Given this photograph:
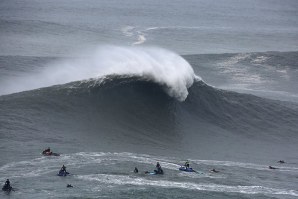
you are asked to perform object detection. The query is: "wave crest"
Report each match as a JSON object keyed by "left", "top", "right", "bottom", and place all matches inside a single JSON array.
[{"left": 0, "top": 46, "right": 199, "bottom": 101}]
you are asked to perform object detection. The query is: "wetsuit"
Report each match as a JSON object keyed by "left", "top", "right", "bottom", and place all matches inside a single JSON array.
[
  {"left": 61, "top": 165, "right": 66, "bottom": 172},
  {"left": 155, "top": 163, "right": 162, "bottom": 174},
  {"left": 134, "top": 167, "right": 138, "bottom": 173},
  {"left": 185, "top": 161, "right": 190, "bottom": 168},
  {"left": 5, "top": 180, "right": 10, "bottom": 187}
]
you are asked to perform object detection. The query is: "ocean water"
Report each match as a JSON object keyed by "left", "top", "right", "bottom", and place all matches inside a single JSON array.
[{"left": 0, "top": 0, "right": 298, "bottom": 198}]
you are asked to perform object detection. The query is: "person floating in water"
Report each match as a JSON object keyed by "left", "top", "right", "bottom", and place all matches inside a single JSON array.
[
  {"left": 184, "top": 161, "right": 190, "bottom": 168},
  {"left": 277, "top": 160, "right": 285, "bottom": 164},
  {"left": 134, "top": 167, "right": 138, "bottom": 173}
]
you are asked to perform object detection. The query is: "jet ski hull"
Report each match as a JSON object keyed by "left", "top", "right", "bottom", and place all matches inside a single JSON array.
[
  {"left": 57, "top": 171, "right": 69, "bottom": 176},
  {"left": 179, "top": 166, "right": 195, "bottom": 172}
]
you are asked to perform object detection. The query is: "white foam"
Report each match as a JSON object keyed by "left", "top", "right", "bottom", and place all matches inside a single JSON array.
[
  {"left": 144, "top": 26, "right": 230, "bottom": 32},
  {"left": 122, "top": 26, "right": 226, "bottom": 46},
  {"left": 0, "top": 46, "right": 199, "bottom": 101},
  {"left": 251, "top": 55, "right": 269, "bottom": 64},
  {"left": 121, "top": 26, "right": 135, "bottom": 37},
  {"left": 190, "top": 159, "right": 298, "bottom": 172},
  {"left": 1, "top": 152, "right": 296, "bottom": 182},
  {"left": 76, "top": 174, "right": 298, "bottom": 196},
  {"left": 133, "top": 32, "right": 147, "bottom": 45}
]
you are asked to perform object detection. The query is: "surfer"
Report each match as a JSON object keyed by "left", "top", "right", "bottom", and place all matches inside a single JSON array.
[
  {"left": 67, "top": 184, "right": 73, "bottom": 188},
  {"left": 277, "top": 160, "right": 285, "bottom": 164}
]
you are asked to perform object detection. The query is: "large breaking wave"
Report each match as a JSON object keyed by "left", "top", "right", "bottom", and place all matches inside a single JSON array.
[{"left": 0, "top": 46, "right": 199, "bottom": 101}]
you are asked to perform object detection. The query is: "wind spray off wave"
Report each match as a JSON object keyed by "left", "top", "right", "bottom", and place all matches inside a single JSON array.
[{"left": 0, "top": 46, "right": 200, "bottom": 101}]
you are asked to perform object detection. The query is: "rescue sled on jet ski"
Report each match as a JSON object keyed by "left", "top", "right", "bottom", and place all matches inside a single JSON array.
[{"left": 145, "top": 169, "right": 164, "bottom": 175}]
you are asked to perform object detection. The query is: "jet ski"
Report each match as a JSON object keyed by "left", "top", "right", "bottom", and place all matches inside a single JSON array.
[
  {"left": 179, "top": 166, "right": 195, "bottom": 172},
  {"left": 2, "top": 185, "right": 12, "bottom": 192},
  {"left": 42, "top": 151, "right": 60, "bottom": 156},
  {"left": 57, "top": 170, "right": 70, "bottom": 176}
]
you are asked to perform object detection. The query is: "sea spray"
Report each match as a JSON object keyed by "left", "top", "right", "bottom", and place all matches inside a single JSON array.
[{"left": 0, "top": 46, "right": 200, "bottom": 101}]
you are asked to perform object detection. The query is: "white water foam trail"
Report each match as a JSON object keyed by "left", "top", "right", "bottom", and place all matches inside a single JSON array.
[
  {"left": 1, "top": 151, "right": 297, "bottom": 197},
  {"left": 191, "top": 159, "right": 298, "bottom": 172},
  {"left": 0, "top": 46, "right": 200, "bottom": 101},
  {"left": 0, "top": 152, "right": 176, "bottom": 180},
  {"left": 120, "top": 26, "right": 147, "bottom": 45},
  {"left": 76, "top": 174, "right": 298, "bottom": 197},
  {"left": 133, "top": 32, "right": 147, "bottom": 45},
  {"left": 1, "top": 152, "right": 297, "bottom": 182},
  {"left": 122, "top": 26, "right": 232, "bottom": 46},
  {"left": 121, "top": 26, "right": 135, "bottom": 37}
]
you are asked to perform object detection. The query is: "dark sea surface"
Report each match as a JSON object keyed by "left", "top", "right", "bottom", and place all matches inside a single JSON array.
[{"left": 0, "top": 0, "right": 298, "bottom": 198}]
